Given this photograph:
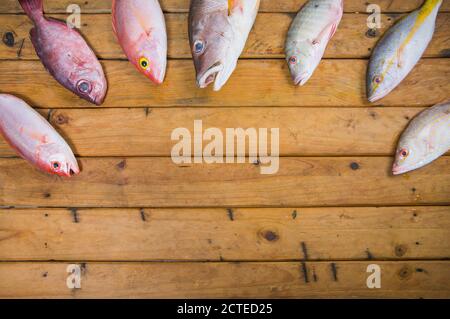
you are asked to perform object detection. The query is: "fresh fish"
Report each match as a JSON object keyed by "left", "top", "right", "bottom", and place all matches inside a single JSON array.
[
  {"left": 19, "top": 0, "right": 107, "bottom": 105},
  {"left": 112, "top": 0, "right": 167, "bottom": 84},
  {"left": 367, "top": 0, "right": 442, "bottom": 103},
  {"left": 393, "top": 101, "right": 450, "bottom": 175},
  {"left": 0, "top": 94, "right": 79, "bottom": 177},
  {"left": 285, "top": 0, "right": 343, "bottom": 86},
  {"left": 189, "top": 0, "right": 260, "bottom": 91}
]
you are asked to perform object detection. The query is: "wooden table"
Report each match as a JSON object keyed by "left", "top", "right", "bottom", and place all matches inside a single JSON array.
[{"left": 0, "top": 0, "right": 449, "bottom": 298}]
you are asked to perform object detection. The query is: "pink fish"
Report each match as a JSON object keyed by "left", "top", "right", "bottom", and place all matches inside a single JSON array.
[
  {"left": 0, "top": 94, "right": 79, "bottom": 177},
  {"left": 19, "top": 0, "right": 107, "bottom": 105},
  {"left": 112, "top": 0, "right": 167, "bottom": 84}
]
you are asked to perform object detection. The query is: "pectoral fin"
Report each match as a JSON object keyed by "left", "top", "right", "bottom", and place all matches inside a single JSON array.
[
  {"left": 228, "top": 0, "right": 244, "bottom": 16},
  {"left": 312, "top": 22, "right": 338, "bottom": 46}
]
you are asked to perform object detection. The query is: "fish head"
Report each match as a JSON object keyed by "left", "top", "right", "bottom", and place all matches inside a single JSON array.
[
  {"left": 367, "top": 56, "right": 397, "bottom": 103},
  {"left": 40, "top": 143, "right": 80, "bottom": 177},
  {"left": 286, "top": 46, "right": 315, "bottom": 86},
  {"left": 45, "top": 152, "right": 80, "bottom": 177},
  {"left": 72, "top": 67, "right": 107, "bottom": 106},
  {"left": 189, "top": 10, "right": 232, "bottom": 89},
  {"left": 392, "top": 136, "right": 428, "bottom": 175},
  {"left": 132, "top": 39, "right": 167, "bottom": 85}
]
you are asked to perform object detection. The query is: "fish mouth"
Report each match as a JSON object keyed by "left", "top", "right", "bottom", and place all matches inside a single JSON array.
[
  {"left": 368, "top": 87, "right": 390, "bottom": 103},
  {"left": 67, "top": 162, "right": 80, "bottom": 177},
  {"left": 293, "top": 72, "right": 311, "bottom": 86},
  {"left": 392, "top": 163, "right": 409, "bottom": 176},
  {"left": 197, "top": 62, "right": 224, "bottom": 89}
]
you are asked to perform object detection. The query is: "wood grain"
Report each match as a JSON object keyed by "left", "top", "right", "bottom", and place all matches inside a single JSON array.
[
  {"left": 0, "top": 261, "right": 449, "bottom": 298},
  {"left": 0, "top": 107, "right": 430, "bottom": 157},
  {"left": 1, "top": 0, "right": 449, "bottom": 13},
  {"left": 0, "top": 207, "right": 448, "bottom": 261},
  {"left": 1, "top": 13, "right": 449, "bottom": 60},
  {"left": 0, "top": 157, "right": 448, "bottom": 208},
  {"left": 0, "top": 59, "right": 448, "bottom": 108}
]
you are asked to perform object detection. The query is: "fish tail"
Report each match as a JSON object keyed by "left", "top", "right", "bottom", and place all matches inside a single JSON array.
[{"left": 19, "top": 0, "right": 44, "bottom": 24}]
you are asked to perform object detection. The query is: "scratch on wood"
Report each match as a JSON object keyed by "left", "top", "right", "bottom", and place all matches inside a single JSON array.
[
  {"left": 140, "top": 208, "right": 147, "bottom": 222},
  {"left": 330, "top": 263, "right": 338, "bottom": 281},
  {"left": 312, "top": 267, "right": 318, "bottom": 282},
  {"left": 227, "top": 208, "right": 234, "bottom": 221},
  {"left": 70, "top": 208, "right": 79, "bottom": 223},
  {"left": 80, "top": 263, "right": 87, "bottom": 274},
  {"left": 366, "top": 249, "right": 374, "bottom": 260},
  {"left": 145, "top": 107, "right": 151, "bottom": 117},
  {"left": 300, "top": 262, "right": 309, "bottom": 283},
  {"left": 17, "top": 38, "right": 25, "bottom": 58},
  {"left": 47, "top": 109, "right": 54, "bottom": 122},
  {"left": 292, "top": 210, "right": 297, "bottom": 219},
  {"left": 301, "top": 242, "right": 309, "bottom": 260}
]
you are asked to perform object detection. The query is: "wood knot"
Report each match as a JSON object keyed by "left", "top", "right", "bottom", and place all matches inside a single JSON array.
[
  {"left": 116, "top": 160, "right": 126, "bottom": 170},
  {"left": 366, "top": 28, "right": 378, "bottom": 38},
  {"left": 260, "top": 230, "right": 279, "bottom": 242},
  {"left": 2, "top": 32, "right": 15, "bottom": 47},
  {"left": 395, "top": 244, "right": 407, "bottom": 257},
  {"left": 54, "top": 113, "right": 69, "bottom": 125},
  {"left": 398, "top": 265, "right": 412, "bottom": 280},
  {"left": 350, "top": 162, "right": 360, "bottom": 170}
]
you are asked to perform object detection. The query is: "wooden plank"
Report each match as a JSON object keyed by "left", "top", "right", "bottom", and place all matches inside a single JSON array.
[
  {"left": 0, "top": 59, "right": 448, "bottom": 108},
  {"left": 0, "top": 261, "right": 448, "bottom": 298},
  {"left": 1, "top": 0, "right": 449, "bottom": 13},
  {"left": 0, "top": 157, "right": 448, "bottom": 208},
  {"left": 0, "top": 207, "right": 448, "bottom": 261},
  {"left": 1, "top": 13, "right": 449, "bottom": 60},
  {"left": 0, "top": 107, "right": 430, "bottom": 157}
]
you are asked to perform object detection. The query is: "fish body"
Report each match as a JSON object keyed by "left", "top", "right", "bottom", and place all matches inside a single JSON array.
[
  {"left": 285, "top": 0, "right": 343, "bottom": 86},
  {"left": 189, "top": 0, "right": 260, "bottom": 91},
  {"left": 0, "top": 94, "right": 79, "bottom": 177},
  {"left": 112, "top": 0, "right": 167, "bottom": 84},
  {"left": 367, "top": 0, "right": 442, "bottom": 102},
  {"left": 393, "top": 101, "right": 450, "bottom": 175},
  {"left": 19, "top": 0, "right": 107, "bottom": 105}
]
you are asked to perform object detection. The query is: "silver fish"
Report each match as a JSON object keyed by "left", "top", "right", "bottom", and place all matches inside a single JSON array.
[
  {"left": 367, "top": 0, "right": 442, "bottom": 103},
  {"left": 189, "top": 0, "right": 260, "bottom": 91},
  {"left": 285, "top": 0, "right": 343, "bottom": 86},
  {"left": 393, "top": 101, "right": 450, "bottom": 175}
]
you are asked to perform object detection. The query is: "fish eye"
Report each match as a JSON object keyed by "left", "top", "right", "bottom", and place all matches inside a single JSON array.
[
  {"left": 194, "top": 40, "right": 205, "bottom": 54},
  {"left": 373, "top": 75, "right": 383, "bottom": 84},
  {"left": 289, "top": 56, "right": 298, "bottom": 65},
  {"left": 77, "top": 80, "right": 92, "bottom": 94},
  {"left": 52, "top": 161, "right": 60, "bottom": 170},
  {"left": 139, "top": 57, "right": 150, "bottom": 70},
  {"left": 399, "top": 148, "right": 409, "bottom": 159}
]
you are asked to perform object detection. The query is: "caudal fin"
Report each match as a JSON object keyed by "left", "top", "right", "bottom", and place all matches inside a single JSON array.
[{"left": 19, "top": 0, "right": 44, "bottom": 24}]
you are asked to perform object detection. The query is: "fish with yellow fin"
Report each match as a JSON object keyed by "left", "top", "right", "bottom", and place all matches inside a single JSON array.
[{"left": 367, "top": 0, "right": 442, "bottom": 102}]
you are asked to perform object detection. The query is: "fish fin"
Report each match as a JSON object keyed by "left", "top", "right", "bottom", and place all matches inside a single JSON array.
[
  {"left": 18, "top": 0, "right": 44, "bottom": 24},
  {"left": 312, "top": 22, "right": 338, "bottom": 46},
  {"left": 228, "top": 0, "right": 245, "bottom": 16}
]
